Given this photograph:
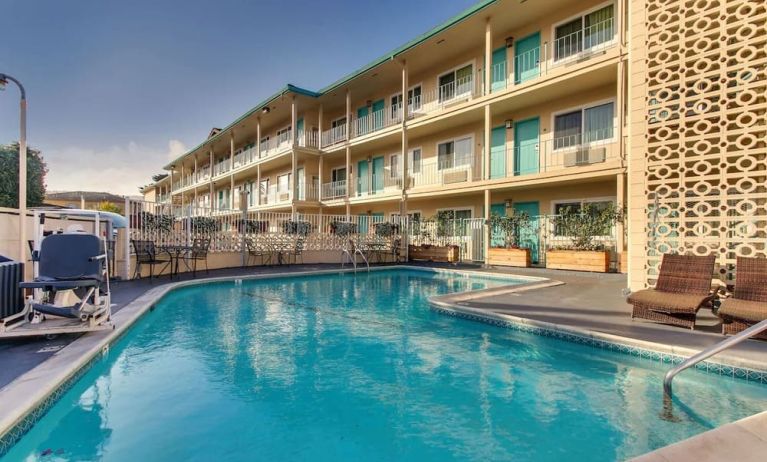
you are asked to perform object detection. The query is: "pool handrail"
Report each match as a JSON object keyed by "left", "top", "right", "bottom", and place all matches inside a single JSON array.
[{"left": 663, "top": 318, "right": 767, "bottom": 395}]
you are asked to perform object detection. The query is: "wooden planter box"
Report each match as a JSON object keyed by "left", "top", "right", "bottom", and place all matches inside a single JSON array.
[
  {"left": 487, "top": 247, "right": 531, "bottom": 267},
  {"left": 408, "top": 245, "right": 459, "bottom": 263},
  {"left": 546, "top": 250, "right": 610, "bottom": 273}
]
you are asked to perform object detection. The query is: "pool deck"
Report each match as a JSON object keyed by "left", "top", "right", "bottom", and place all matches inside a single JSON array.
[{"left": 1, "top": 263, "right": 767, "bottom": 460}]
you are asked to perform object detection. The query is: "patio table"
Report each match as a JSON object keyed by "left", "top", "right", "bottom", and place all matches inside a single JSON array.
[{"left": 158, "top": 244, "right": 194, "bottom": 278}]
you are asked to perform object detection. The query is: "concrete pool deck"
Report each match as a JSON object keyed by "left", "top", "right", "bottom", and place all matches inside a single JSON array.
[{"left": 1, "top": 263, "right": 766, "bottom": 459}]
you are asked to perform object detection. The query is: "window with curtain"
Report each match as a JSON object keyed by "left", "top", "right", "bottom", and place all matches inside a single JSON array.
[
  {"left": 331, "top": 167, "right": 346, "bottom": 183},
  {"left": 391, "top": 94, "right": 402, "bottom": 119},
  {"left": 411, "top": 148, "right": 422, "bottom": 174},
  {"left": 439, "top": 65, "right": 473, "bottom": 102},
  {"left": 408, "top": 86, "right": 422, "bottom": 111},
  {"left": 584, "top": 102, "right": 614, "bottom": 143},
  {"left": 555, "top": 5, "right": 614, "bottom": 61},
  {"left": 390, "top": 154, "right": 400, "bottom": 178},
  {"left": 438, "top": 137, "right": 472, "bottom": 170},
  {"left": 554, "top": 111, "right": 582, "bottom": 149},
  {"left": 278, "top": 174, "right": 290, "bottom": 193}
]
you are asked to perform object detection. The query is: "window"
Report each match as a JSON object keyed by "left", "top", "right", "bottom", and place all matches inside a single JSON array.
[
  {"left": 390, "top": 154, "right": 400, "bottom": 178},
  {"left": 277, "top": 127, "right": 292, "bottom": 145},
  {"left": 437, "top": 208, "right": 472, "bottom": 236},
  {"left": 554, "top": 102, "right": 614, "bottom": 149},
  {"left": 391, "top": 85, "right": 423, "bottom": 117},
  {"left": 331, "top": 167, "right": 346, "bottom": 183},
  {"left": 410, "top": 148, "right": 422, "bottom": 174},
  {"left": 554, "top": 5, "right": 615, "bottom": 61},
  {"left": 278, "top": 173, "right": 291, "bottom": 193},
  {"left": 438, "top": 137, "right": 472, "bottom": 169},
  {"left": 391, "top": 94, "right": 402, "bottom": 119},
  {"left": 259, "top": 179, "right": 269, "bottom": 198},
  {"left": 439, "top": 64, "right": 473, "bottom": 102},
  {"left": 259, "top": 136, "right": 270, "bottom": 154},
  {"left": 331, "top": 117, "right": 346, "bottom": 129},
  {"left": 553, "top": 200, "right": 613, "bottom": 236}
]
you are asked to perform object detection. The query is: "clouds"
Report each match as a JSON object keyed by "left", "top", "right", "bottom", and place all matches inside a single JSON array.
[{"left": 43, "top": 139, "right": 186, "bottom": 196}]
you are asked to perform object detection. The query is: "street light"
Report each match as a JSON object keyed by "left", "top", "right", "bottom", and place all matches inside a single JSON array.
[{"left": 0, "top": 73, "right": 28, "bottom": 264}]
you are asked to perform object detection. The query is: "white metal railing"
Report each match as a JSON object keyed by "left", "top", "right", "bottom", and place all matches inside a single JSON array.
[
  {"left": 350, "top": 173, "right": 402, "bottom": 197},
  {"left": 351, "top": 105, "right": 402, "bottom": 138},
  {"left": 213, "top": 159, "right": 231, "bottom": 177},
  {"left": 321, "top": 180, "right": 347, "bottom": 200},
  {"left": 296, "top": 130, "right": 319, "bottom": 149},
  {"left": 322, "top": 124, "right": 347, "bottom": 147},
  {"left": 553, "top": 17, "right": 615, "bottom": 63},
  {"left": 260, "top": 184, "right": 293, "bottom": 206},
  {"left": 259, "top": 136, "right": 293, "bottom": 160},
  {"left": 409, "top": 152, "right": 482, "bottom": 189},
  {"left": 411, "top": 75, "right": 481, "bottom": 117},
  {"left": 295, "top": 181, "right": 319, "bottom": 202}
]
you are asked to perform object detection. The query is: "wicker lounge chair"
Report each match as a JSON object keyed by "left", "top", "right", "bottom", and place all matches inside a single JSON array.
[
  {"left": 628, "top": 254, "right": 716, "bottom": 329},
  {"left": 717, "top": 257, "right": 767, "bottom": 340}
]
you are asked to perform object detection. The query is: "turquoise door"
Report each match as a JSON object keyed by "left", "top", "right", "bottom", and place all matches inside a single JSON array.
[
  {"left": 490, "top": 125, "right": 506, "bottom": 179},
  {"left": 490, "top": 203, "right": 506, "bottom": 247},
  {"left": 514, "top": 32, "right": 540, "bottom": 84},
  {"left": 372, "top": 99, "right": 385, "bottom": 130},
  {"left": 296, "top": 117, "right": 304, "bottom": 144},
  {"left": 372, "top": 156, "right": 384, "bottom": 193},
  {"left": 513, "top": 201, "right": 540, "bottom": 263},
  {"left": 357, "top": 160, "right": 369, "bottom": 196},
  {"left": 514, "top": 117, "right": 540, "bottom": 176},
  {"left": 357, "top": 106, "right": 369, "bottom": 135},
  {"left": 491, "top": 46, "right": 507, "bottom": 92}
]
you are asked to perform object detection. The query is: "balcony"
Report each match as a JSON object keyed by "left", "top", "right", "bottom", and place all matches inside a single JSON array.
[
  {"left": 409, "top": 152, "right": 483, "bottom": 190},
  {"left": 410, "top": 75, "right": 482, "bottom": 119},
  {"left": 351, "top": 105, "right": 402, "bottom": 139},
  {"left": 213, "top": 159, "right": 231, "bottom": 177},
  {"left": 489, "top": 17, "right": 616, "bottom": 93},
  {"left": 260, "top": 131, "right": 319, "bottom": 161},
  {"left": 259, "top": 181, "right": 319, "bottom": 207},
  {"left": 321, "top": 125, "right": 347, "bottom": 148},
  {"left": 321, "top": 180, "right": 347, "bottom": 200},
  {"left": 350, "top": 173, "right": 402, "bottom": 198}
]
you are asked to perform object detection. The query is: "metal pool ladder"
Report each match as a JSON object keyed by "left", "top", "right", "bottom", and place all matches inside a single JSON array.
[
  {"left": 664, "top": 319, "right": 767, "bottom": 396},
  {"left": 340, "top": 239, "right": 369, "bottom": 273}
]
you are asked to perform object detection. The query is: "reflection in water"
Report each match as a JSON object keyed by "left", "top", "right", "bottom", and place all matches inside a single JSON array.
[{"left": 6, "top": 270, "right": 767, "bottom": 462}]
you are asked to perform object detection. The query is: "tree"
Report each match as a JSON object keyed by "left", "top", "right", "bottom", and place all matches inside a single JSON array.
[
  {"left": 97, "top": 201, "right": 122, "bottom": 214},
  {"left": 0, "top": 143, "right": 48, "bottom": 208}
]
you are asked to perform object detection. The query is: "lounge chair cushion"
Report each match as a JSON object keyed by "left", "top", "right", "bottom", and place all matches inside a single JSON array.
[
  {"left": 628, "top": 289, "right": 710, "bottom": 314},
  {"left": 718, "top": 298, "right": 767, "bottom": 323}
]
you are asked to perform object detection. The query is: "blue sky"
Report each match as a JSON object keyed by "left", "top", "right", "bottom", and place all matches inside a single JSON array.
[{"left": 0, "top": 0, "right": 477, "bottom": 195}]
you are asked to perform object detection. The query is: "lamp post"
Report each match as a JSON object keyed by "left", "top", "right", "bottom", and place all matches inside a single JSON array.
[{"left": 0, "top": 73, "right": 28, "bottom": 263}]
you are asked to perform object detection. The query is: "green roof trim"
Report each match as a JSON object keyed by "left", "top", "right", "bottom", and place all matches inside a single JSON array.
[{"left": 165, "top": 0, "right": 497, "bottom": 170}]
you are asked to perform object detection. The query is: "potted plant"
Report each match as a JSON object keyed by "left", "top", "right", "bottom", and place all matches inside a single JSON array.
[
  {"left": 487, "top": 211, "right": 532, "bottom": 267},
  {"left": 329, "top": 221, "right": 357, "bottom": 236},
  {"left": 546, "top": 203, "right": 623, "bottom": 272},
  {"left": 282, "top": 220, "right": 312, "bottom": 236},
  {"left": 408, "top": 214, "right": 460, "bottom": 263}
]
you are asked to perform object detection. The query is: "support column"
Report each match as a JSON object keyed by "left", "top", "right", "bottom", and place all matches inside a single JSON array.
[
  {"left": 401, "top": 60, "right": 408, "bottom": 198},
  {"left": 484, "top": 18, "right": 493, "bottom": 95},
  {"left": 290, "top": 96, "right": 298, "bottom": 215},
  {"left": 319, "top": 155, "right": 324, "bottom": 201},
  {"left": 616, "top": 59, "right": 627, "bottom": 166},
  {"left": 617, "top": 173, "right": 626, "bottom": 272},
  {"left": 345, "top": 90, "right": 351, "bottom": 141},
  {"left": 484, "top": 189, "right": 491, "bottom": 265},
  {"left": 318, "top": 104, "right": 324, "bottom": 149},
  {"left": 230, "top": 132, "right": 235, "bottom": 210},
  {"left": 345, "top": 146, "right": 351, "bottom": 199},
  {"left": 256, "top": 118, "right": 261, "bottom": 159},
  {"left": 208, "top": 149, "right": 214, "bottom": 210},
  {"left": 483, "top": 104, "right": 491, "bottom": 180},
  {"left": 256, "top": 165, "right": 262, "bottom": 206}
]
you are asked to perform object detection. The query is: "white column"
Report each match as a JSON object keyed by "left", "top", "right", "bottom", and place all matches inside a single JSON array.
[
  {"left": 345, "top": 146, "right": 351, "bottom": 199},
  {"left": 229, "top": 132, "right": 235, "bottom": 209},
  {"left": 484, "top": 18, "right": 493, "bottom": 95},
  {"left": 345, "top": 90, "right": 351, "bottom": 140},
  {"left": 256, "top": 165, "right": 262, "bottom": 206},
  {"left": 291, "top": 96, "right": 298, "bottom": 211},
  {"left": 484, "top": 104, "right": 491, "bottom": 179},
  {"left": 208, "top": 149, "right": 214, "bottom": 211},
  {"left": 319, "top": 155, "right": 324, "bottom": 201},
  {"left": 484, "top": 189, "right": 491, "bottom": 265},
  {"left": 617, "top": 173, "right": 626, "bottom": 272},
  {"left": 401, "top": 60, "right": 408, "bottom": 197},
  {"left": 256, "top": 118, "right": 261, "bottom": 159},
  {"left": 318, "top": 104, "right": 324, "bottom": 149}
]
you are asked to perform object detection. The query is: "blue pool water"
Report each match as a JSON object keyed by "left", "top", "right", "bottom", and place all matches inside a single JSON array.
[{"left": 5, "top": 269, "right": 767, "bottom": 461}]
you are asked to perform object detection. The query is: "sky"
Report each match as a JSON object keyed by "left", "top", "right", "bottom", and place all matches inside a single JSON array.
[{"left": 0, "top": 0, "right": 478, "bottom": 196}]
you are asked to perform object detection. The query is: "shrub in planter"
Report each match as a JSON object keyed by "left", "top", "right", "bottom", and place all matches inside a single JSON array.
[
  {"left": 374, "top": 222, "right": 400, "bottom": 238},
  {"left": 190, "top": 216, "right": 219, "bottom": 234},
  {"left": 487, "top": 211, "right": 533, "bottom": 267},
  {"left": 139, "top": 211, "right": 174, "bottom": 234},
  {"left": 330, "top": 221, "right": 357, "bottom": 237},
  {"left": 236, "top": 219, "right": 268, "bottom": 234},
  {"left": 282, "top": 220, "right": 312, "bottom": 236},
  {"left": 547, "top": 204, "right": 624, "bottom": 272}
]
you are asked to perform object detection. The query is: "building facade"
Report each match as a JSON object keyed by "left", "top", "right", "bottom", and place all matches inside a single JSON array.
[{"left": 141, "top": 0, "right": 766, "bottom": 290}]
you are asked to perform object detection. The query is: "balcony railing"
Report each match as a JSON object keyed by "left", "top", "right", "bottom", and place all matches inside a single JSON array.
[
  {"left": 258, "top": 181, "right": 318, "bottom": 206},
  {"left": 351, "top": 105, "right": 402, "bottom": 138},
  {"left": 553, "top": 17, "right": 615, "bottom": 63},
  {"left": 213, "top": 159, "right": 231, "bottom": 177},
  {"left": 322, "top": 125, "right": 347, "bottom": 148},
  {"left": 409, "top": 152, "right": 483, "bottom": 189},
  {"left": 410, "top": 75, "right": 481, "bottom": 118},
  {"left": 321, "top": 180, "right": 347, "bottom": 200},
  {"left": 350, "top": 173, "right": 402, "bottom": 197}
]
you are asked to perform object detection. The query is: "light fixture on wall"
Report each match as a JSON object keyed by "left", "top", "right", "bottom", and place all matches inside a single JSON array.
[
  {"left": 262, "top": 107, "right": 270, "bottom": 114},
  {"left": 505, "top": 37, "right": 514, "bottom": 48},
  {"left": 505, "top": 199, "right": 512, "bottom": 209},
  {"left": 505, "top": 119, "right": 513, "bottom": 129}
]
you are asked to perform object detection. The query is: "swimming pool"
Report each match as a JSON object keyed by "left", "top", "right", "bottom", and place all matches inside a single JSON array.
[{"left": 4, "top": 269, "right": 767, "bottom": 461}]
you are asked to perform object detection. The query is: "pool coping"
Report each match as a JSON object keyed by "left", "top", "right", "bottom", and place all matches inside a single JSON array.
[
  {"left": 1, "top": 265, "right": 766, "bottom": 459},
  {"left": 0, "top": 265, "right": 542, "bottom": 453}
]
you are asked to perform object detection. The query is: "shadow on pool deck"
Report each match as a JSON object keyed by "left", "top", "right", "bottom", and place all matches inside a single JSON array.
[{"left": 2, "top": 263, "right": 767, "bottom": 391}]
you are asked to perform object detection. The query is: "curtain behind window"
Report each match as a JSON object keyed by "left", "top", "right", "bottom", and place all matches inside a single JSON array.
[
  {"left": 584, "top": 103, "right": 614, "bottom": 142},
  {"left": 555, "top": 18, "right": 582, "bottom": 60},
  {"left": 554, "top": 111, "right": 582, "bottom": 148},
  {"left": 585, "top": 5, "right": 614, "bottom": 48}
]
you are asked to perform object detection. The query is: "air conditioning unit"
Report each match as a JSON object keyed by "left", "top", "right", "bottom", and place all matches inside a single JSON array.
[
  {"left": 279, "top": 192, "right": 291, "bottom": 202},
  {"left": 564, "top": 147, "right": 606, "bottom": 167},
  {"left": 442, "top": 169, "right": 469, "bottom": 184}
]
